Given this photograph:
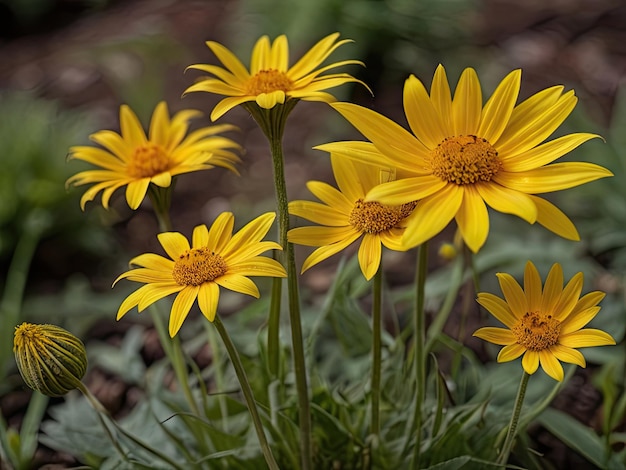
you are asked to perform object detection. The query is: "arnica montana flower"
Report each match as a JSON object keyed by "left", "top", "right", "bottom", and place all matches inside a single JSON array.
[
  {"left": 473, "top": 261, "right": 615, "bottom": 381},
  {"left": 289, "top": 152, "right": 415, "bottom": 280},
  {"left": 319, "top": 65, "right": 613, "bottom": 252},
  {"left": 184, "top": 33, "right": 367, "bottom": 121},
  {"left": 14, "top": 323, "right": 88, "bottom": 397},
  {"left": 114, "top": 212, "right": 286, "bottom": 337},
  {"left": 67, "top": 101, "right": 241, "bottom": 210}
]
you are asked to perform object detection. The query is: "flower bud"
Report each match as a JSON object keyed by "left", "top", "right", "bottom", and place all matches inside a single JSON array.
[{"left": 13, "top": 323, "right": 87, "bottom": 397}]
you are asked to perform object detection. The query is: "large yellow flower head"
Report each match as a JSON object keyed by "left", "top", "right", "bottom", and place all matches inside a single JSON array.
[
  {"left": 67, "top": 101, "right": 241, "bottom": 210},
  {"left": 184, "top": 33, "right": 367, "bottom": 121},
  {"left": 319, "top": 65, "right": 613, "bottom": 252},
  {"left": 474, "top": 261, "right": 615, "bottom": 381},
  {"left": 289, "top": 152, "right": 415, "bottom": 280},
  {"left": 114, "top": 212, "right": 286, "bottom": 337}
]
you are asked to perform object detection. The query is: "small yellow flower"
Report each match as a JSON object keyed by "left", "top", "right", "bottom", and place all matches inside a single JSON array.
[
  {"left": 14, "top": 323, "right": 88, "bottom": 396},
  {"left": 288, "top": 152, "right": 414, "bottom": 280},
  {"left": 185, "top": 33, "right": 368, "bottom": 121},
  {"left": 319, "top": 65, "right": 613, "bottom": 252},
  {"left": 114, "top": 212, "right": 286, "bottom": 337},
  {"left": 67, "top": 101, "right": 241, "bottom": 210},
  {"left": 473, "top": 261, "right": 615, "bottom": 381}
]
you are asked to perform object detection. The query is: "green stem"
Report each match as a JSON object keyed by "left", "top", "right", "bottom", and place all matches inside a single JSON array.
[
  {"left": 0, "top": 211, "right": 48, "bottom": 377},
  {"left": 409, "top": 243, "right": 428, "bottom": 468},
  {"left": 497, "top": 371, "right": 530, "bottom": 465},
  {"left": 213, "top": 316, "right": 279, "bottom": 470},
  {"left": 245, "top": 101, "right": 312, "bottom": 470},
  {"left": 371, "top": 267, "right": 383, "bottom": 438},
  {"left": 148, "top": 184, "right": 173, "bottom": 233}
]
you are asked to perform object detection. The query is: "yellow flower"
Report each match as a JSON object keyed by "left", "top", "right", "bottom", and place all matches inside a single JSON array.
[
  {"left": 114, "top": 212, "right": 286, "bottom": 337},
  {"left": 473, "top": 261, "right": 615, "bottom": 381},
  {"left": 185, "top": 33, "right": 367, "bottom": 121},
  {"left": 288, "top": 152, "right": 415, "bottom": 280},
  {"left": 14, "top": 323, "right": 88, "bottom": 397},
  {"left": 318, "top": 65, "right": 613, "bottom": 252},
  {"left": 67, "top": 101, "right": 241, "bottom": 210}
]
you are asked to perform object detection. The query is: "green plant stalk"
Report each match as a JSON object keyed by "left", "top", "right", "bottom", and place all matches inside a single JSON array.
[
  {"left": 77, "top": 382, "right": 185, "bottom": 470},
  {"left": 409, "top": 243, "right": 428, "bottom": 469},
  {"left": 148, "top": 184, "right": 174, "bottom": 233},
  {"left": 244, "top": 101, "right": 312, "bottom": 470},
  {"left": 0, "top": 213, "right": 46, "bottom": 377},
  {"left": 497, "top": 371, "right": 530, "bottom": 465},
  {"left": 371, "top": 267, "right": 383, "bottom": 438},
  {"left": 213, "top": 315, "right": 280, "bottom": 470}
]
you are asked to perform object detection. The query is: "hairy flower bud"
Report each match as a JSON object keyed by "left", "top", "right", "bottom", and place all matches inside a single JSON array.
[{"left": 13, "top": 323, "right": 87, "bottom": 397}]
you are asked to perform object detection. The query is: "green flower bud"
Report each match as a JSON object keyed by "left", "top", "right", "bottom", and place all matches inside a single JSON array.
[{"left": 13, "top": 323, "right": 87, "bottom": 397}]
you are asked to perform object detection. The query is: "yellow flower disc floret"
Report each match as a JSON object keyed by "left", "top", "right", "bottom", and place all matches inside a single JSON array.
[
  {"left": 246, "top": 69, "right": 293, "bottom": 95},
  {"left": 349, "top": 199, "right": 417, "bottom": 234},
  {"left": 127, "top": 142, "right": 171, "bottom": 178},
  {"left": 430, "top": 135, "right": 501, "bottom": 185},
  {"left": 512, "top": 311, "right": 561, "bottom": 351},
  {"left": 172, "top": 248, "right": 228, "bottom": 286}
]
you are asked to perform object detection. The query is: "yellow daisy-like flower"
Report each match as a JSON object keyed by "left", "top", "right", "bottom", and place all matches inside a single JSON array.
[
  {"left": 318, "top": 65, "right": 613, "bottom": 252},
  {"left": 473, "top": 261, "right": 615, "bottom": 381},
  {"left": 288, "top": 152, "right": 415, "bottom": 280},
  {"left": 184, "top": 32, "right": 367, "bottom": 121},
  {"left": 114, "top": 212, "right": 286, "bottom": 337},
  {"left": 67, "top": 101, "right": 241, "bottom": 210}
]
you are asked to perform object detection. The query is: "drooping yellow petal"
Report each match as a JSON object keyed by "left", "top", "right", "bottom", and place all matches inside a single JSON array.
[
  {"left": 215, "top": 273, "right": 260, "bottom": 297},
  {"left": 455, "top": 185, "right": 489, "bottom": 253},
  {"left": 550, "top": 344, "right": 586, "bottom": 368},
  {"left": 476, "top": 181, "right": 537, "bottom": 223},
  {"left": 529, "top": 195, "right": 580, "bottom": 241},
  {"left": 125, "top": 178, "right": 150, "bottom": 210},
  {"left": 300, "top": 231, "right": 362, "bottom": 272},
  {"left": 538, "top": 349, "right": 564, "bottom": 381},
  {"left": 357, "top": 233, "right": 382, "bottom": 280},
  {"left": 198, "top": 282, "right": 219, "bottom": 323},
  {"left": 497, "top": 343, "right": 526, "bottom": 362},
  {"left": 169, "top": 286, "right": 199, "bottom": 337},
  {"left": 521, "top": 350, "right": 540, "bottom": 375}
]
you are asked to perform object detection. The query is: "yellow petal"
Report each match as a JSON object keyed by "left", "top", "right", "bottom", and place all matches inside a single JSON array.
[
  {"left": 402, "top": 184, "right": 463, "bottom": 249},
  {"left": 215, "top": 273, "right": 260, "bottom": 297},
  {"left": 451, "top": 67, "right": 482, "bottom": 136},
  {"left": 207, "top": 40, "right": 251, "bottom": 80},
  {"left": 476, "top": 182, "right": 537, "bottom": 223},
  {"left": 150, "top": 172, "right": 172, "bottom": 188},
  {"left": 552, "top": 272, "right": 583, "bottom": 321},
  {"left": 211, "top": 96, "right": 255, "bottom": 121},
  {"left": 477, "top": 69, "right": 521, "bottom": 144},
  {"left": 168, "top": 286, "right": 199, "bottom": 337},
  {"left": 315, "top": 142, "right": 397, "bottom": 172},
  {"left": 501, "top": 133, "right": 601, "bottom": 172},
  {"left": 300, "top": 232, "right": 362, "bottom": 272},
  {"left": 497, "top": 343, "right": 526, "bottom": 362},
  {"left": 125, "top": 178, "right": 150, "bottom": 210},
  {"left": 522, "top": 350, "right": 540, "bottom": 375},
  {"left": 229, "top": 257, "right": 287, "bottom": 278},
  {"left": 366, "top": 176, "right": 447, "bottom": 206},
  {"left": 288, "top": 225, "right": 359, "bottom": 246},
  {"left": 207, "top": 212, "right": 235, "bottom": 253},
  {"left": 538, "top": 349, "right": 564, "bottom": 381},
  {"left": 472, "top": 327, "right": 516, "bottom": 345},
  {"left": 403, "top": 74, "right": 447, "bottom": 148},
  {"left": 270, "top": 35, "right": 288, "bottom": 71},
  {"left": 476, "top": 292, "right": 518, "bottom": 328},
  {"left": 541, "top": 263, "right": 563, "bottom": 315},
  {"left": 496, "top": 272, "right": 528, "bottom": 319},
  {"left": 198, "top": 282, "right": 219, "bottom": 323},
  {"left": 331, "top": 154, "right": 377, "bottom": 201},
  {"left": 256, "top": 90, "right": 286, "bottom": 109},
  {"left": 223, "top": 212, "right": 276, "bottom": 257},
  {"left": 119, "top": 105, "right": 147, "bottom": 146},
  {"left": 559, "top": 329, "right": 615, "bottom": 348},
  {"left": 192, "top": 224, "right": 209, "bottom": 248},
  {"left": 288, "top": 33, "right": 342, "bottom": 79},
  {"left": 137, "top": 283, "right": 182, "bottom": 311},
  {"left": 357, "top": 233, "right": 382, "bottom": 280},
  {"left": 455, "top": 185, "right": 489, "bottom": 253},
  {"left": 128, "top": 253, "right": 174, "bottom": 271},
  {"left": 523, "top": 260, "right": 542, "bottom": 313},
  {"left": 330, "top": 102, "right": 431, "bottom": 168},
  {"left": 430, "top": 64, "right": 452, "bottom": 129},
  {"left": 158, "top": 231, "right": 191, "bottom": 260},
  {"left": 550, "top": 344, "right": 586, "bottom": 368},
  {"left": 289, "top": 200, "right": 349, "bottom": 226},
  {"left": 149, "top": 101, "right": 169, "bottom": 145},
  {"left": 493, "top": 163, "right": 613, "bottom": 194},
  {"left": 307, "top": 181, "right": 353, "bottom": 210},
  {"left": 569, "top": 291, "right": 605, "bottom": 318},
  {"left": 529, "top": 195, "right": 580, "bottom": 241}
]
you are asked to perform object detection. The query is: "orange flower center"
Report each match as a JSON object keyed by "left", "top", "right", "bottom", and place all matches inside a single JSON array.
[
  {"left": 512, "top": 311, "right": 561, "bottom": 351},
  {"left": 349, "top": 199, "right": 417, "bottom": 234},
  {"left": 430, "top": 135, "right": 501, "bottom": 185},
  {"left": 246, "top": 69, "right": 293, "bottom": 95},
  {"left": 127, "top": 143, "right": 170, "bottom": 178},
  {"left": 172, "top": 248, "right": 228, "bottom": 286}
]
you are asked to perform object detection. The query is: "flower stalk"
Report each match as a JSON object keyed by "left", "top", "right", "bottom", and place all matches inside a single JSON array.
[
  {"left": 497, "top": 371, "right": 530, "bottom": 465},
  {"left": 371, "top": 266, "right": 383, "bottom": 437}
]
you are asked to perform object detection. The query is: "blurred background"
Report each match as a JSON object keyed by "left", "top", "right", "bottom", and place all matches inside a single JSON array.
[{"left": 0, "top": 0, "right": 625, "bottom": 467}]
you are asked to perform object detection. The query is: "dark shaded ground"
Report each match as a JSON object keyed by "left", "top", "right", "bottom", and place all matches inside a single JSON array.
[{"left": 1, "top": 0, "right": 625, "bottom": 468}]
